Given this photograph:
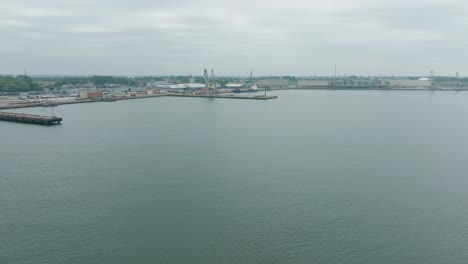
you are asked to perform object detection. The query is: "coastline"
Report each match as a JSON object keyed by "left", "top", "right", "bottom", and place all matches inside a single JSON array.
[
  {"left": 0, "top": 93, "right": 278, "bottom": 110},
  {"left": 1, "top": 87, "right": 467, "bottom": 110}
]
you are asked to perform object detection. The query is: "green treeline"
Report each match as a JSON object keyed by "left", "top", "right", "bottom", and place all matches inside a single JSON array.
[
  {"left": 0, "top": 75, "right": 42, "bottom": 93},
  {"left": 53, "top": 77, "right": 90, "bottom": 87},
  {"left": 51, "top": 76, "right": 137, "bottom": 87},
  {"left": 91, "top": 76, "right": 137, "bottom": 86}
]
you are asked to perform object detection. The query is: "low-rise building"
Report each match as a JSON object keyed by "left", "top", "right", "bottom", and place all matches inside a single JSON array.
[
  {"left": 257, "top": 79, "right": 289, "bottom": 89},
  {"left": 157, "top": 83, "right": 205, "bottom": 90},
  {"left": 296, "top": 80, "right": 329, "bottom": 88},
  {"left": 388, "top": 79, "right": 432, "bottom": 88},
  {"left": 80, "top": 91, "right": 103, "bottom": 99}
]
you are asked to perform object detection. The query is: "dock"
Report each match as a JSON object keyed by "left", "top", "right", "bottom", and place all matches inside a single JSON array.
[
  {"left": 0, "top": 112, "right": 62, "bottom": 125},
  {"left": 0, "top": 93, "right": 277, "bottom": 111},
  {"left": 168, "top": 94, "right": 278, "bottom": 100}
]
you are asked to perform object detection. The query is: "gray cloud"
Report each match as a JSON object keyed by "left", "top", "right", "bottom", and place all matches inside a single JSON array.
[{"left": 0, "top": 0, "right": 467, "bottom": 76}]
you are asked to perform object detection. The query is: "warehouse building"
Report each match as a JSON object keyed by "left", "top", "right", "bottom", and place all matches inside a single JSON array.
[
  {"left": 388, "top": 79, "right": 432, "bottom": 88},
  {"left": 257, "top": 79, "right": 289, "bottom": 89},
  {"left": 296, "top": 80, "right": 329, "bottom": 88}
]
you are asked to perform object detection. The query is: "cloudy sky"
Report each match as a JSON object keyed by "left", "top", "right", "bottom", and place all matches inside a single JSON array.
[{"left": 0, "top": 0, "right": 467, "bottom": 76}]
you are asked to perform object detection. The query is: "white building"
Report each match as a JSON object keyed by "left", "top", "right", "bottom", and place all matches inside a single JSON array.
[
  {"left": 388, "top": 79, "right": 432, "bottom": 88},
  {"left": 157, "top": 83, "right": 205, "bottom": 90}
]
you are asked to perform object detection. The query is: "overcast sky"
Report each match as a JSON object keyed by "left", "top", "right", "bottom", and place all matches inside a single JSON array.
[{"left": 0, "top": 0, "right": 467, "bottom": 76}]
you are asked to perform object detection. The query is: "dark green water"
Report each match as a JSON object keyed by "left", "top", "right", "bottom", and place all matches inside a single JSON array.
[{"left": 1, "top": 90, "right": 468, "bottom": 264}]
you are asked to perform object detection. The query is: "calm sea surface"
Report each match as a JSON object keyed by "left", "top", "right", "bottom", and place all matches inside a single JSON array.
[{"left": 1, "top": 90, "right": 468, "bottom": 264}]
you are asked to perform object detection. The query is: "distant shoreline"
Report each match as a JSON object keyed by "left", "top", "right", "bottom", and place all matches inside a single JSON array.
[
  {"left": 1, "top": 87, "right": 467, "bottom": 110},
  {"left": 284, "top": 87, "right": 468, "bottom": 91}
]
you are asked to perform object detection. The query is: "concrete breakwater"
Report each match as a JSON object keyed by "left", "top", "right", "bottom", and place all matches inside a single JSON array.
[
  {"left": 168, "top": 94, "right": 278, "bottom": 100},
  {"left": 0, "top": 112, "right": 62, "bottom": 125}
]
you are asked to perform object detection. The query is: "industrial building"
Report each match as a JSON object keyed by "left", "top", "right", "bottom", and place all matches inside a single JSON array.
[
  {"left": 387, "top": 79, "right": 432, "bottom": 88},
  {"left": 257, "top": 79, "right": 289, "bottom": 89},
  {"left": 157, "top": 83, "right": 205, "bottom": 90},
  {"left": 79, "top": 91, "right": 104, "bottom": 99},
  {"left": 433, "top": 82, "right": 466, "bottom": 88},
  {"left": 296, "top": 80, "right": 329, "bottom": 88},
  {"left": 331, "top": 79, "right": 383, "bottom": 87}
]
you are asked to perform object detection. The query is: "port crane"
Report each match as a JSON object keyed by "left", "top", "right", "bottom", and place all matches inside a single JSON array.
[{"left": 204, "top": 67, "right": 217, "bottom": 94}]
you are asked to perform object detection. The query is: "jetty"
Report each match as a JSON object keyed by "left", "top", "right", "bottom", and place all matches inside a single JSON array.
[
  {"left": 0, "top": 112, "right": 62, "bottom": 125},
  {"left": 168, "top": 94, "right": 278, "bottom": 100}
]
